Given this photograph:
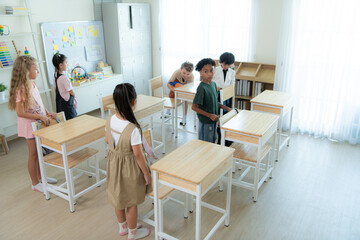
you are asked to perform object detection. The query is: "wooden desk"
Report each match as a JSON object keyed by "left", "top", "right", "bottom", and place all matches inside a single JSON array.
[
  {"left": 174, "top": 81, "right": 201, "bottom": 137},
  {"left": 32, "top": 115, "right": 106, "bottom": 212},
  {"left": 106, "top": 94, "right": 166, "bottom": 153},
  {"left": 151, "top": 139, "right": 234, "bottom": 240},
  {"left": 250, "top": 90, "right": 294, "bottom": 161},
  {"left": 221, "top": 110, "right": 278, "bottom": 201}
]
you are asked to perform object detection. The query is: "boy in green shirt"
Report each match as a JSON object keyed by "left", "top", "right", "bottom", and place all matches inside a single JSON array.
[{"left": 192, "top": 58, "right": 232, "bottom": 143}]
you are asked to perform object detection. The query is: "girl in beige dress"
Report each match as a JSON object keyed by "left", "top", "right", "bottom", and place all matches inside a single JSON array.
[{"left": 105, "top": 83, "right": 152, "bottom": 240}]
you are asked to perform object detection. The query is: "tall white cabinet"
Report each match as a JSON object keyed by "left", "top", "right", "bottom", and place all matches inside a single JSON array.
[{"left": 102, "top": 3, "right": 152, "bottom": 95}]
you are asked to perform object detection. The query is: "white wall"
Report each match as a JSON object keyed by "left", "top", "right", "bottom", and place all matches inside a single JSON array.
[
  {"left": 0, "top": 0, "right": 95, "bottom": 137},
  {"left": 254, "top": 0, "right": 283, "bottom": 64}
]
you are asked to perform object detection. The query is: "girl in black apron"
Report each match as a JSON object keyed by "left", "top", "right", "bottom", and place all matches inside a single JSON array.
[{"left": 52, "top": 53, "right": 77, "bottom": 120}]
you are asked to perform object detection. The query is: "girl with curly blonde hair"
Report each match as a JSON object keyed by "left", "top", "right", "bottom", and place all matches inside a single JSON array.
[{"left": 8, "top": 55, "right": 57, "bottom": 193}]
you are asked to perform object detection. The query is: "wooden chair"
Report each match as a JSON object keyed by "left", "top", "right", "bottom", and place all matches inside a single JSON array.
[
  {"left": 148, "top": 76, "right": 184, "bottom": 133},
  {"left": 219, "top": 84, "right": 235, "bottom": 118},
  {"left": 31, "top": 112, "right": 102, "bottom": 200},
  {"left": 139, "top": 129, "right": 187, "bottom": 227},
  {"left": 0, "top": 134, "right": 9, "bottom": 154},
  {"left": 99, "top": 95, "right": 114, "bottom": 119},
  {"left": 219, "top": 110, "right": 274, "bottom": 202}
]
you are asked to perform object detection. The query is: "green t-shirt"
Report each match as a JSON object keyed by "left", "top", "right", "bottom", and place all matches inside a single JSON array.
[{"left": 193, "top": 81, "right": 219, "bottom": 124}]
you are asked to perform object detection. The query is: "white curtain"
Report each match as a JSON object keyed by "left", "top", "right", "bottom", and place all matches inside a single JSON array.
[
  {"left": 159, "top": 0, "right": 255, "bottom": 86},
  {"left": 275, "top": 0, "right": 360, "bottom": 144}
]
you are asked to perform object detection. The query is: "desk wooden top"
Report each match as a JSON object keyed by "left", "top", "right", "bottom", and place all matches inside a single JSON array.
[
  {"left": 250, "top": 90, "right": 293, "bottom": 108},
  {"left": 32, "top": 115, "right": 105, "bottom": 144},
  {"left": 221, "top": 110, "right": 278, "bottom": 137},
  {"left": 107, "top": 94, "right": 164, "bottom": 113},
  {"left": 151, "top": 139, "right": 234, "bottom": 184},
  {"left": 174, "top": 81, "right": 200, "bottom": 94}
]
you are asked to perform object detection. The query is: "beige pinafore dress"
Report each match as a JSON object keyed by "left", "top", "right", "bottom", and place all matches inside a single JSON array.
[{"left": 105, "top": 117, "right": 152, "bottom": 210}]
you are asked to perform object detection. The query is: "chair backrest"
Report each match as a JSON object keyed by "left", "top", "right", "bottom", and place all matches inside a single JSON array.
[
  {"left": 220, "top": 84, "right": 235, "bottom": 117},
  {"left": 149, "top": 76, "right": 164, "bottom": 98},
  {"left": 31, "top": 112, "right": 66, "bottom": 131},
  {"left": 100, "top": 95, "right": 114, "bottom": 119},
  {"left": 219, "top": 109, "right": 238, "bottom": 127}
]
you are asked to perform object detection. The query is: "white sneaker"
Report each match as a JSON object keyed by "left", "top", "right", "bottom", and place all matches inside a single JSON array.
[
  {"left": 31, "top": 183, "right": 43, "bottom": 193},
  {"left": 46, "top": 177, "right": 58, "bottom": 184},
  {"left": 40, "top": 177, "right": 58, "bottom": 184}
]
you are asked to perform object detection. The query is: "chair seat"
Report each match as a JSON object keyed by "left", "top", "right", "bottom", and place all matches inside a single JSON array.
[
  {"left": 44, "top": 147, "right": 98, "bottom": 169},
  {"left": 164, "top": 97, "right": 182, "bottom": 109},
  {"left": 147, "top": 184, "right": 174, "bottom": 200},
  {"left": 230, "top": 143, "right": 272, "bottom": 163}
]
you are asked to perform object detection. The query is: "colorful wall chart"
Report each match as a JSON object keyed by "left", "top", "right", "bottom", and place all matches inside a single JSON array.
[
  {"left": 0, "top": 41, "right": 14, "bottom": 67},
  {"left": 40, "top": 21, "right": 106, "bottom": 86}
]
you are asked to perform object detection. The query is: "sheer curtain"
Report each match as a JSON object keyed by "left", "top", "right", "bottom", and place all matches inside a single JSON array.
[
  {"left": 159, "top": 0, "right": 255, "bottom": 86},
  {"left": 275, "top": 0, "right": 360, "bottom": 144}
]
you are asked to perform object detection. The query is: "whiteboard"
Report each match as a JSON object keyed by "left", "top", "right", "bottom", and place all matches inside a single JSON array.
[{"left": 40, "top": 21, "right": 106, "bottom": 86}]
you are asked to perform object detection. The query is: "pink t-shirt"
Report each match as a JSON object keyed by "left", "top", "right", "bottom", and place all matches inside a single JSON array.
[
  {"left": 53, "top": 74, "right": 73, "bottom": 101},
  {"left": 16, "top": 81, "right": 46, "bottom": 139}
]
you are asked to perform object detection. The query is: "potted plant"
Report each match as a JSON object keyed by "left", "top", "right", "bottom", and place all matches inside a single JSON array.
[{"left": 0, "top": 82, "right": 7, "bottom": 100}]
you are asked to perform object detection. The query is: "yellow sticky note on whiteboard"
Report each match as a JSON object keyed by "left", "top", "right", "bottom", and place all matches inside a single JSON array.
[
  {"left": 69, "top": 26, "right": 74, "bottom": 32},
  {"left": 53, "top": 44, "right": 59, "bottom": 50},
  {"left": 62, "top": 36, "right": 68, "bottom": 42}
]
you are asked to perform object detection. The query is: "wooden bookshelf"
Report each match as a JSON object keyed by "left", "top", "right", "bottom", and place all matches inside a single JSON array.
[
  {"left": 213, "top": 60, "right": 275, "bottom": 110},
  {"left": 234, "top": 62, "right": 276, "bottom": 110}
]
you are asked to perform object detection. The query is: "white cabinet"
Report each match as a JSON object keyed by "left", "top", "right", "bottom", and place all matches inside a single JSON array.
[
  {"left": 102, "top": 3, "right": 152, "bottom": 95},
  {"left": 74, "top": 74, "right": 122, "bottom": 115}
]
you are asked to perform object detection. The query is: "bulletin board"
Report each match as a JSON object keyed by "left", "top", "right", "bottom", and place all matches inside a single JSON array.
[{"left": 40, "top": 21, "right": 106, "bottom": 86}]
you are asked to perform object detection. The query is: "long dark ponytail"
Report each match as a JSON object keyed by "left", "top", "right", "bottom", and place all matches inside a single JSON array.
[{"left": 113, "top": 83, "right": 142, "bottom": 134}]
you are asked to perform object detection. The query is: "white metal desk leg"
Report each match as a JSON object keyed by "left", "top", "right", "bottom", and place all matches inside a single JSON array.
[
  {"left": 195, "top": 185, "right": 202, "bottom": 240},
  {"left": 162, "top": 105, "right": 165, "bottom": 154},
  {"left": 276, "top": 113, "right": 282, "bottom": 161},
  {"left": 35, "top": 136, "right": 50, "bottom": 200},
  {"left": 159, "top": 199, "right": 164, "bottom": 234},
  {"left": 189, "top": 194, "right": 194, "bottom": 213},
  {"left": 95, "top": 155, "right": 100, "bottom": 183},
  {"left": 270, "top": 133, "right": 276, "bottom": 179},
  {"left": 253, "top": 146, "right": 261, "bottom": 202},
  {"left": 153, "top": 170, "right": 159, "bottom": 240},
  {"left": 61, "top": 144, "right": 75, "bottom": 212},
  {"left": 184, "top": 194, "right": 189, "bottom": 218},
  {"left": 225, "top": 169, "right": 232, "bottom": 226},
  {"left": 218, "top": 128, "right": 225, "bottom": 192},
  {"left": 171, "top": 109, "right": 174, "bottom": 134},
  {"left": 175, "top": 92, "right": 178, "bottom": 138},
  {"left": 287, "top": 107, "right": 294, "bottom": 146}
]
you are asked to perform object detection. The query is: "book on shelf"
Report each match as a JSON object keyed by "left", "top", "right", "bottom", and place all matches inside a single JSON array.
[
  {"left": 236, "top": 99, "right": 249, "bottom": 110},
  {"left": 254, "top": 82, "right": 263, "bottom": 97},
  {"left": 236, "top": 79, "right": 252, "bottom": 97}
]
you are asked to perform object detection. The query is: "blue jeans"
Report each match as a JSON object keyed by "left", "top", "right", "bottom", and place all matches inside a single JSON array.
[{"left": 198, "top": 122, "right": 217, "bottom": 143}]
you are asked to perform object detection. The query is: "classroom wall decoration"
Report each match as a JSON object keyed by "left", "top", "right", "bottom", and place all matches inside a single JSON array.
[
  {"left": 41, "top": 21, "right": 106, "bottom": 86},
  {"left": 0, "top": 40, "right": 20, "bottom": 68}
]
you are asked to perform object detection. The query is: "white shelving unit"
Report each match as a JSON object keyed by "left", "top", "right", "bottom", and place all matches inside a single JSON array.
[
  {"left": 0, "top": 0, "right": 52, "bottom": 107},
  {"left": 0, "top": 0, "right": 52, "bottom": 137}
]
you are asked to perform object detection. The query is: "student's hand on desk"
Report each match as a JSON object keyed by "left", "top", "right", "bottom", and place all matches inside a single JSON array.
[
  {"left": 144, "top": 173, "right": 152, "bottom": 186},
  {"left": 209, "top": 114, "right": 219, "bottom": 122},
  {"left": 47, "top": 112, "right": 57, "bottom": 119},
  {"left": 40, "top": 115, "right": 51, "bottom": 126}
]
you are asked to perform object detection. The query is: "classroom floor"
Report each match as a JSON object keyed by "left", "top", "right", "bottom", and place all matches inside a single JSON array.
[{"left": 1, "top": 109, "right": 360, "bottom": 240}]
